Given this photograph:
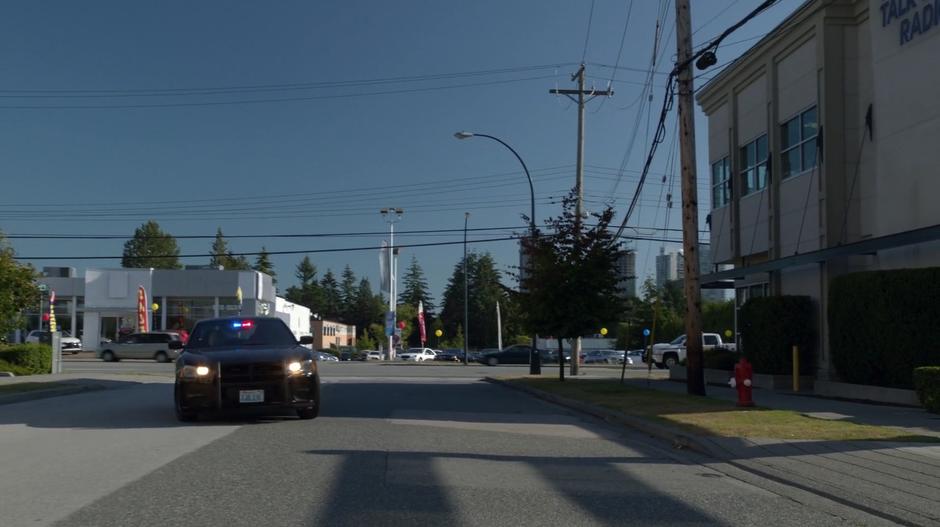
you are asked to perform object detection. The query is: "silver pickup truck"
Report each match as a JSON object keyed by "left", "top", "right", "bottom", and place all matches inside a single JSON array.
[{"left": 650, "top": 333, "right": 736, "bottom": 369}]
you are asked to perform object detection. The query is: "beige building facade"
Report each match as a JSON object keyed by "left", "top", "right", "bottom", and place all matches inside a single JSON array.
[{"left": 697, "top": 0, "right": 940, "bottom": 376}]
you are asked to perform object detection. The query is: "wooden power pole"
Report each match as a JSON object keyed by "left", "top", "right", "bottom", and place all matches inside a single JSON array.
[
  {"left": 550, "top": 64, "right": 612, "bottom": 377},
  {"left": 674, "top": 0, "right": 706, "bottom": 396}
]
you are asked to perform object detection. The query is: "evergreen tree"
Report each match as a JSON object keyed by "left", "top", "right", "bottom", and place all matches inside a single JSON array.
[
  {"left": 284, "top": 256, "right": 323, "bottom": 310},
  {"left": 253, "top": 247, "right": 276, "bottom": 284},
  {"left": 319, "top": 270, "right": 342, "bottom": 320},
  {"left": 399, "top": 255, "right": 435, "bottom": 314},
  {"left": 0, "top": 232, "right": 39, "bottom": 336},
  {"left": 209, "top": 228, "right": 251, "bottom": 270},
  {"left": 439, "top": 252, "right": 509, "bottom": 349},
  {"left": 351, "top": 278, "right": 385, "bottom": 337},
  {"left": 122, "top": 220, "right": 182, "bottom": 269},
  {"left": 209, "top": 228, "right": 229, "bottom": 269},
  {"left": 339, "top": 265, "right": 357, "bottom": 321}
]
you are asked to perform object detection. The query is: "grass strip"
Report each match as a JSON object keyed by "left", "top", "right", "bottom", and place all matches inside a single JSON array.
[{"left": 511, "top": 377, "right": 938, "bottom": 442}]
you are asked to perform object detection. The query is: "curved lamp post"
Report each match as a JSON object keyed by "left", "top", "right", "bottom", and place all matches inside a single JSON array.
[{"left": 454, "top": 131, "right": 540, "bottom": 374}]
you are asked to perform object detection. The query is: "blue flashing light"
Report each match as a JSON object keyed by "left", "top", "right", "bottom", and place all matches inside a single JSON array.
[{"left": 231, "top": 320, "right": 254, "bottom": 329}]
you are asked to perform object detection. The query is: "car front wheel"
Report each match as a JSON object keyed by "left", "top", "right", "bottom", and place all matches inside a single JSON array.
[
  {"left": 174, "top": 385, "right": 197, "bottom": 422},
  {"left": 663, "top": 355, "right": 679, "bottom": 369},
  {"left": 101, "top": 350, "right": 116, "bottom": 362},
  {"left": 487, "top": 357, "right": 498, "bottom": 366}
]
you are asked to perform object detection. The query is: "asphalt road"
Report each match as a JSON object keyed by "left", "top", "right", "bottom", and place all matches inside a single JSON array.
[
  {"left": 2, "top": 370, "right": 871, "bottom": 526},
  {"left": 62, "top": 355, "right": 663, "bottom": 380}
]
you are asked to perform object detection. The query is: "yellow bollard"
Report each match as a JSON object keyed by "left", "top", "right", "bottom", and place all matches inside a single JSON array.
[{"left": 792, "top": 345, "right": 800, "bottom": 392}]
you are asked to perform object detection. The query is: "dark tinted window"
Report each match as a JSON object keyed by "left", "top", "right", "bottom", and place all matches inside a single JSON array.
[
  {"left": 704, "top": 335, "right": 719, "bottom": 346},
  {"left": 120, "top": 334, "right": 140, "bottom": 344},
  {"left": 187, "top": 319, "right": 297, "bottom": 350}
]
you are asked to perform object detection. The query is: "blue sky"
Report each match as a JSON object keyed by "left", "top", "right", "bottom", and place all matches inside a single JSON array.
[{"left": 0, "top": 0, "right": 804, "bottom": 306}]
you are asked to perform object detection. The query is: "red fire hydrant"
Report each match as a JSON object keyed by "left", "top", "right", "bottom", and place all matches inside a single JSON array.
[{"left": 729, "top": 357, "right": 755, "bottom": 407}]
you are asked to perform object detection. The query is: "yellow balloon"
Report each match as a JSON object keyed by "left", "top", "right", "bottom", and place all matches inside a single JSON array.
[
  {"left": 434, "top": 329, "right": 443, "bottom": 337},
  {"left": 151, "top": 303, "right": 160, "bottom": 312},
  {"left": 724, "top": 329, "right": 733, "bottom": 338},
  {"left": 600, "top": 327, "right": 608, "bottom": 336}
]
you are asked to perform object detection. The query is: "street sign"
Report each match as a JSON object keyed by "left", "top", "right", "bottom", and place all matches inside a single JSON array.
[{"left": 38, "top": 284, "right": 48, "bottom": 292}]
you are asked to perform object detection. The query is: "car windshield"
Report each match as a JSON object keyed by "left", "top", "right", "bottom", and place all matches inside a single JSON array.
[
  {"left": 670, "top": 335, "right": 686, "bottom": 345},
  {"left": 186, "top": 319, "right": 297, "bottom": 350}
]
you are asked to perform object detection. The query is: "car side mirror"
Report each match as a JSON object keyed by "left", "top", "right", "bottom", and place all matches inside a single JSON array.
[
  {"left": 168, "top": 341, "right": 183, "bottom": 350},
  {"left": 299, "top": 336, "right": 314, "bottom": 345}
]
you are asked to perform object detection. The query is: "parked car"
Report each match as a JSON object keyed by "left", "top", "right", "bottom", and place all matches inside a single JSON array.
[
  {"left": 583, "top": 349, "right": 629, "bottom": 365},
  {"left": 434, "top": 348, "right": 463, "bottom": 362},
  {"left": 173, "top": 317, "right": 319, "bottom": 421},
  {"left": 97, "top": 331, "right": 182, "bottom": 362},
  {"left": 650, "top": 333, "right": 736, "bottom": 369},
  {"left": 363, "top": 350, "right": 384, "bottom": 360},
  {"left": 314, "top": 351, "right": 339, "bottom": 362},
  {"left": 399, "top": 347, "right": 437, "bottom": 361},
  {"left": 25, "top": 330, "right": 83, "bottom": 353},
  {"left": 478, "top": 345, "right": 542, "bottom": 366}
]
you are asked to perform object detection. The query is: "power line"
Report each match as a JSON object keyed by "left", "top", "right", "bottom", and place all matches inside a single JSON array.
[
  {"left": 15, "top": 231, "right": 698, "bottom": 260},
  {"left": 582, "top": 0, "right": 597, "bottom": 62},
  {"left": 0, "top": 74, "right": 559, "bottom": 110},
  {"left": 0, "top": 63, "right": 579, "bottom": 97}
]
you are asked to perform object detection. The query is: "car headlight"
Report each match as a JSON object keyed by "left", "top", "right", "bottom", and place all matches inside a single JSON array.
[
  {"left": 288, "top": 360, "right": 313, "bottom": 375},
  {"left": 180, "top": 365, "right": 211, "bottom": 380}
]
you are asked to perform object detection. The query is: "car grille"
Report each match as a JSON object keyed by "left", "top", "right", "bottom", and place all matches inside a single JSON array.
[{"left": 220, "top": 362, "right": 285, "bottom": 383}]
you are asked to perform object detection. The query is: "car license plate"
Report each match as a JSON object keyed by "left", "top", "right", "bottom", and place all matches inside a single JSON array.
[{"left": 239, "top": 390, "right": 264, "bottom": 404}]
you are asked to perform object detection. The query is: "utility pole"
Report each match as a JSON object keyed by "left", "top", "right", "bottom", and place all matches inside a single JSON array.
[
  {"left": 674, "top": 0, "right": 706, "bottom": 396},
  {"left": 381, "top": 208, "right": 403, "bottom": 360},
  {"left": 550, "top": 64, "right": 613, "bottom": 376},
  {"left": 463, "top": 212, "right": 470, "bottom": 366}
]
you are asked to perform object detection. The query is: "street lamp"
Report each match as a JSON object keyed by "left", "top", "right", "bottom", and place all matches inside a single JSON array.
[
  {"left": 454, "top": 131, "right": 539, "bottom": 374},
  {"left": 463, "top": 212, "right": 470, "bottom": 366},
  {"left": 380, "top": 207, "right": 404, "bottom": 360}
]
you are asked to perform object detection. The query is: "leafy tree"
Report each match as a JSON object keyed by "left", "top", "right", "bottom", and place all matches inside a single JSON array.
[
  {"left": 399, "top": 256, "right": 435, "bottom": 314},
  {"left": 319, "top": 270, "right": 342, "bottom": 320},
  {"left": 253, "top": 247, "right": 276, "bottom": 284},
  {"left": 122, "top": 220, "right": 182, "bottom": 269},
  {"left": 0, "top": 233, "right": 39, "bottom": 336},
  {"left": 518, "top": 192, "right": 625, "bottom": 380},
  {"left": 209, "top": 228, "right": 250, "bottom": 270},
  {"left": 284, "top": 256, "right": 323, "bottom": 310}
]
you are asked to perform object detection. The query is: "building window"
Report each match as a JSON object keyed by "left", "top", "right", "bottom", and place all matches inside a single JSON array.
[
  {"left": 166, "top": 297, "right": 214, "bottom": 332},
  {"left": 781, "top": 106, "right": 818, "bottom": 178},
  {"left": 217, "top": 296, "right": 241, "bottom": 318},
  {"left": 711, "top": 157, "right": 731, "bottom": 208},
  {"left": 739, "top": 134, "right": 769, "bottom": 195}
]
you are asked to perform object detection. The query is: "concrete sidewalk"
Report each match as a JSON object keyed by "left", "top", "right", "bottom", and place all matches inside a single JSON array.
[
  {"left": 0, "top": 373, "right": 165, "bottom": 406},
  {"left": 623, "top": 377, "right": 940, "bottom": 526}
]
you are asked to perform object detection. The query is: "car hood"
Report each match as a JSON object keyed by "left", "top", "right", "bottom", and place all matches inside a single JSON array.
[{"left": 183, "top": 346, "right": 309, "bottom": 364}]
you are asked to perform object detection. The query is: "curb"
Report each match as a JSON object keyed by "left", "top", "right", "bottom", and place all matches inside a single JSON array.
[
  {"left": 0, "top": 383, "right": 107, "bottom": 406},
  {"left": 484, "top": 377, "right": 716, "bottom": 457}
]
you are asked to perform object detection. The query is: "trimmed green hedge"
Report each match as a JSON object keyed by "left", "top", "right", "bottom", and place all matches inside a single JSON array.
[
  {"left": 0, "top": 344, "right": 52, "bottom": 375},
  {"left": 739, "top": 296, "right": 815, "bottom": 375},
  {"left": 830, "top": 268, "right": 940, "bottom": 389},
  {"left": 914, "top": 367, "right": 940, "bottom": 413}
]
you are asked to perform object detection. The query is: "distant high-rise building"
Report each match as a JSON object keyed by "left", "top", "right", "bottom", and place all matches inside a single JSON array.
[
  {"left": 655, "top": 248, "right": 684, "bottom": 289},
  {"left": 615, "top": 249, "right": 637, "bottom": 298}
]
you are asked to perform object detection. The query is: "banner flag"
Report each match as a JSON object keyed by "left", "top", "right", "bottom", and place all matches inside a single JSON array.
[
  {"left": 49, "top": 291, "right": 57, "bottom": 332},
  {"left": 418, "top": 301, "right": 427, "bottom": 346},
  {"left": 137, "top": 286, "right": 149, "bottom": 332}
]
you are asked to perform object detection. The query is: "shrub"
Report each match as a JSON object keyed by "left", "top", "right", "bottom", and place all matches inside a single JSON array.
[
  {"left": 913, "top": 367, "right": 940, "bottom": 413},
  {"left": 739, "top": 296, "right": 815, "bottom": 375},
  {"left": 830, "top": 268, "right": 940, "bottom": 389},
  {"left": 703, "top": 347, "right": 738, "bottom": 371},
  {"left": 0, "top": 344, "right": 52, "bottom": 375}
]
